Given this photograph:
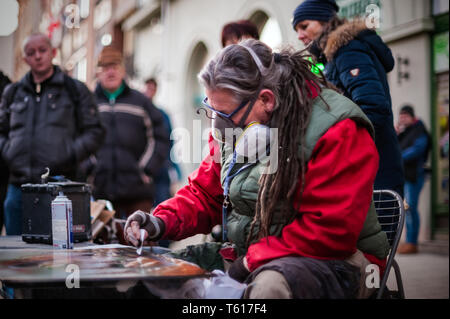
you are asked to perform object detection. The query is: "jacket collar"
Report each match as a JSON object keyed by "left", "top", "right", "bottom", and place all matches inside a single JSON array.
[
  {"left": 95, "top": 80, "right": 130, "bottom": 101},
  {"left": 21, "top": 65, "right": 64, "bottom": 92},
  {"left": 323, "top": 20, "right": 369, "bottom": 62}
]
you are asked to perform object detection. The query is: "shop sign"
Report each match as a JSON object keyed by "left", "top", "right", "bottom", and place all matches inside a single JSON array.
[
  {"left": 434, "top": 32, "right": 449, "bottom": 73},
  {"left": 337, "top": 0, "right": 381, "bottom": 20}
]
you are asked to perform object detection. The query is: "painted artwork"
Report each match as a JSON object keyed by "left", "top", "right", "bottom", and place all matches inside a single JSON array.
[{"left": 0, "top": 247, "right": 208, "bottom": 285}]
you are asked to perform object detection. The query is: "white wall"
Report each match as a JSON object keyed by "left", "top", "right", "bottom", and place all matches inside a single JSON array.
[
  {"left": 388, "top": 33, "right": 433, "bottom": 241},
  {"left": 389, "top": 34, "right": 431, "bottom": 129},
  {"left": 0, "top": 34, "right": 15, "bottom": 79},
  {"left": 134, "top": 21, "right": 163, "bottom": 81},
  {"left": 381, "top": 0, "right": 431, "bottom": 30}
]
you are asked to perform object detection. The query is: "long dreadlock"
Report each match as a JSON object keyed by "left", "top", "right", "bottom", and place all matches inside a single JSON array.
[
  {"left": 198, "top": 39, "right": 334, "bottom": 245},
  {"left": 248, "top": 47, "right": 333, "bottom": 244}
]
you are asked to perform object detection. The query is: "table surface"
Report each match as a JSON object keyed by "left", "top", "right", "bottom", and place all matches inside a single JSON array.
[
  {"left": 0, "top": 236, "right": 94, "bottom": 250},
  {"left": 0, "top": 236, "right": 208, "bottom": 288}
]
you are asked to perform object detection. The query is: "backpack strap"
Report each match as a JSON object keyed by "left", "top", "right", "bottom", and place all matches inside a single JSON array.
[
  {"left": 62, "top": 73, "right": 81, "bottom": 105},
  {"left": 4, "top": 82, "right": 20, "bottom": 107},
  {"left": 62, "top": 73, "right": 83, "bottom": 133}
]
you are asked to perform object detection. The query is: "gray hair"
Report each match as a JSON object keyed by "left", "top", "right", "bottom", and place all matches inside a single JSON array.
[
  {"left": 198, "top": 39, "right": 282, "bottom": 108},
  {"left": 22, "top": 33, "right": 53, "bottom": 55}
]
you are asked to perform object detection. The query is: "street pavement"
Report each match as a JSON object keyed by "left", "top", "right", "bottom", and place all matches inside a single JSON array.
[{"left": 386, "top": 252, "right": 449, "bottom": 299}]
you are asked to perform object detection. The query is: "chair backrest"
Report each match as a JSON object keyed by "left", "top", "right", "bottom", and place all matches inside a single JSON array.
[
  {"left": 372, "top": 189, "right": 405, "bottom": 249},
  {"left": 373, "top": 189, "right": 406, "bottom": 298}
]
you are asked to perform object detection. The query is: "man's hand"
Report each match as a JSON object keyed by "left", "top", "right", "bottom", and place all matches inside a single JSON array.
[
  {"left": 395, "top": 122, "right": 405, "bottom": 135},
  {"left": 124, "top": 210, "right": 165, "bottom": 247}
]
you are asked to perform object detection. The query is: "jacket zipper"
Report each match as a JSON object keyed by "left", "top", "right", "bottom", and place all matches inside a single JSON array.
[{"left": 110, "top": 97, "right": 117, "bottom": 200}]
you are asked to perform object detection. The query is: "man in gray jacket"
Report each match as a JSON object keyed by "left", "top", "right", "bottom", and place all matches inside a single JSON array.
[{"left": 0, "top": 33, "right": 105, "bottom": 235}]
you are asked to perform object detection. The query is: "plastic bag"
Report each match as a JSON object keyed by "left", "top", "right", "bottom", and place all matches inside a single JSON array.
[{"left": 143, "top": 270, "right": 247, "bottom": 299}]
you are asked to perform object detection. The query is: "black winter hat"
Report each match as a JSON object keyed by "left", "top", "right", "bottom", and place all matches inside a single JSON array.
[
  {"left": 292, "top": 0, "right": 339, "bottom": 30},
  {"left": 400, "top": 105, "right": 415, "bottom": 118}
]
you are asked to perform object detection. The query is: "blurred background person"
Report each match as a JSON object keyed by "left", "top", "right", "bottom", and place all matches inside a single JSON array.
[
  {"left": 291, "top": 0, "right": 405, "bottom": 197},
  {"left": 143, "top": 78, "right": 182, "bottom": 206},
  {"left": 0, "top": 33, "right": 105, "bottom": 235},
  {"left": 221, "top": 19, "right": 260, "bottom": 47},
  {"left": 396, "top": 105, "right": 431, "bottom": 254},
  {"left": 93, "top": 47, "right": 170, "bottom": 220},
  {"left": 0, "top": 70, "right": 11, "bottom": 234},
  {"left": 143, "top": 77, "right": 182, "bottom": 248}
]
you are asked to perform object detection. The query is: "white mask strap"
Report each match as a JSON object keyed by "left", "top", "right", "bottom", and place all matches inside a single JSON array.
[{"left": 238, "top": 44, "right": 271, "bottom": 77}]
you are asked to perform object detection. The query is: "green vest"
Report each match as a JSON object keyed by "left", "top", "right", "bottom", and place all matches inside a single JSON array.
[{"left": 220, "top": 89, "right": 390, "bottom": 259}]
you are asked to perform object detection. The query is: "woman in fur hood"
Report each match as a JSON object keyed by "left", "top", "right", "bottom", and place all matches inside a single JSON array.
[{"left": 292, "top": 0, "right": 405, "bottom": 197}]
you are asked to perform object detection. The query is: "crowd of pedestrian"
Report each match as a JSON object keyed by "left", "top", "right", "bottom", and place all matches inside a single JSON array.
[{"left": 0, "top": 0, "right": 431, "bottom": 299}]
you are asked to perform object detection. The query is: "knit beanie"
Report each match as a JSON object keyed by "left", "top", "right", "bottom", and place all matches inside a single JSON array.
[{"left": 292, "top": 0, "right": 339, "bottom": 30}]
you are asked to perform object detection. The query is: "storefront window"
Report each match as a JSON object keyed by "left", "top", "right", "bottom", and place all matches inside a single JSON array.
[
  {"left": 259, "top": 17, "right": 282, "bottom": 50},
  {"left": 184, "top": 42, "right": 209, "bottom": 174},
  {"left": 248, "top": 10, "right": 283, "bottom": 50},
  {"left": 433, "top": 0, "right": 450, "bottom": 16},
  {"left": 337, "top": 0, "right": 381, "bottom": 20}
]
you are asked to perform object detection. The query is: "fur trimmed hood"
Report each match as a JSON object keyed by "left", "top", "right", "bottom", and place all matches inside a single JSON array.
[
  {"left": 324, "top": 20, "right": 367, "bottom": 60},
  {"left": 323, "top": 20, "right": 394, "bottom": 72}
]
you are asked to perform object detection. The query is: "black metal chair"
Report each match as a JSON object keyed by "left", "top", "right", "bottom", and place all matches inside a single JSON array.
[{"left": 372, "top": 189, "right": 406, "bottom": 299}]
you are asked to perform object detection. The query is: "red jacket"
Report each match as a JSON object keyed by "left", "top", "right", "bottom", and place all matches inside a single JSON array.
[{"left": 153, "top": 119, "right": 384, "bottom": 273}]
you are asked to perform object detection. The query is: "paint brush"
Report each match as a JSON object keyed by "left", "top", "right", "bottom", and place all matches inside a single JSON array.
[{"left": 137, "top": 229, "right": 145, "bottom": 255}]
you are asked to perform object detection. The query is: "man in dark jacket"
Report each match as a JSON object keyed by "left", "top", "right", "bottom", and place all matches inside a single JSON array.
[
  {"left": 93, "top": 47, "right": 170, "bottom": 219},
  {"left": 0, "top": 70, "right": 11, "bottom": 234},
  {"left": 292, "top": 0, "right": 405, "bottom": 196},
  {"left": 396, "top": 105, "right": 430, "bottom": 254},
  {"left": 0, "top": 33, "right": 105, "bottom": 235}
]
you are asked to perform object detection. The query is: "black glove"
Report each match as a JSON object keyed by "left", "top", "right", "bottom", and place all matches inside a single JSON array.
[
  {"left": 124, "top": 210, "right": 165, "bottom": 246},
  {"left": 228, "top": 256, "right": 251, "bottom": 283}
]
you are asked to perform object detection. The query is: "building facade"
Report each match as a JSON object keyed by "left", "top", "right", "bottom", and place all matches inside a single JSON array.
[
  {"left": 3, "top": 0, "right": 448, "bottom": 242},
  {"left": 122, "top": 0, "right": 449, "bottom": 242}
]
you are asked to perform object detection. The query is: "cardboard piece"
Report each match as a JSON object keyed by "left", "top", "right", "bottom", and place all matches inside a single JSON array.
[
  {"left": 90, "top": 200, "right": 106, "bottom": 222},
  {"left": 90, "top": 200, "right": 116, "bottom": 239}
]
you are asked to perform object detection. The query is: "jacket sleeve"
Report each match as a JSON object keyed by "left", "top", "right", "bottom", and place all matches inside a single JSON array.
[
  {"left": 402, "top": 134, "right": 429, "bottom": 162},
  {"left": 0, "top": 83, "right": 15, "bottom": 157},
  {"left": 246, "top": 119, "right": 379, "bottom": 272},
  {"left": 153, "top": 135, "right": 223, "bottom": 240},
  {"left": 335, "top": 48, "right": 391, "bottom": 129},
  {"left": 141, "top": 100, "right": 171, "bottom": 178},
  {"left": 72, "top": 82, "right": 105, "bottom": 163}
]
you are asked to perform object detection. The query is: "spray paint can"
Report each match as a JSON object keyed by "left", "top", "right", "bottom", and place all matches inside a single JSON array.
[{"left": 51, "top": 191, "right": 74, "bottom": 249}]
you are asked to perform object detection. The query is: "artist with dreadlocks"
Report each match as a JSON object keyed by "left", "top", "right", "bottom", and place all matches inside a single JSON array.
[{"left": 124, "top": 39, "right": 390, "bottom": 299}]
